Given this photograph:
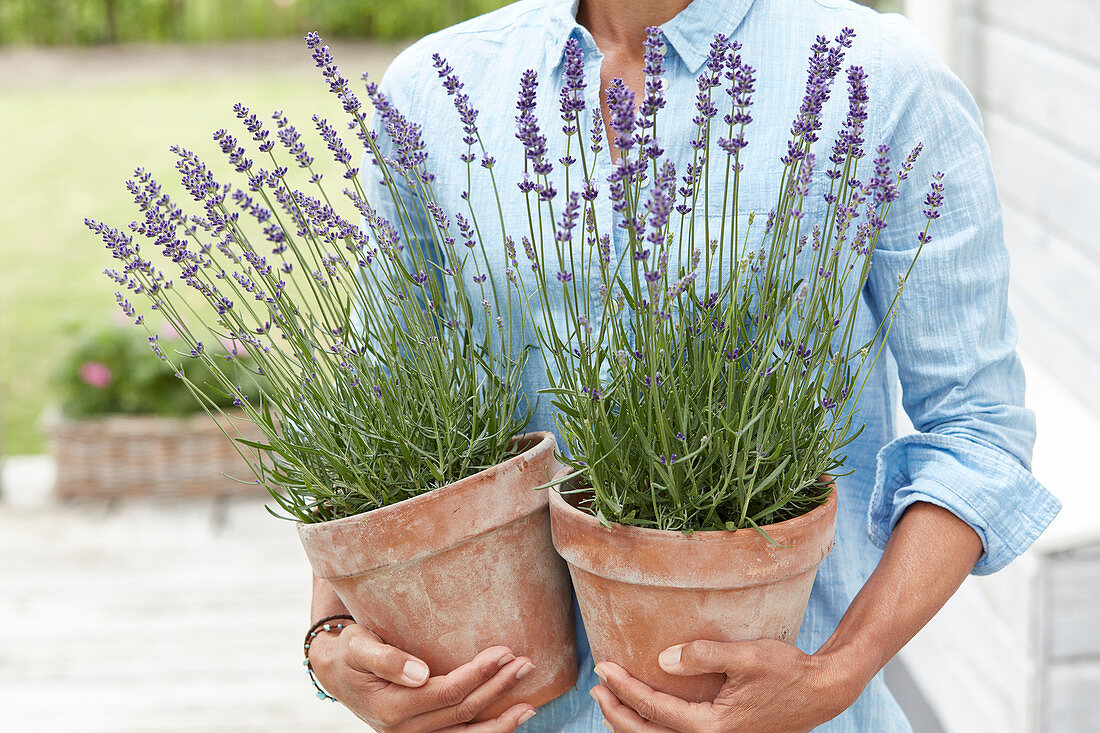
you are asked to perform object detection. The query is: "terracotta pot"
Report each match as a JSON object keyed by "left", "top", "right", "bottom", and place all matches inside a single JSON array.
[
  {"left": 549, "top": 470, "right": 837, "bottom": 703},
  {"left": 298, "top": 432, "right": 576, "bottom": 720}
]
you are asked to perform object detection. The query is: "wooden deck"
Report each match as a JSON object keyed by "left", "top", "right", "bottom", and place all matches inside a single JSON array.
[{"left": 0, "top": 492, "right": 366, "bottom": 732}]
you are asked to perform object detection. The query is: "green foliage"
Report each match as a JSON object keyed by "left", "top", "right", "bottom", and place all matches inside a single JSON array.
[
  {"left": 52, "top": 322, "right": 259, "bottom": 418},
  {"left": 516, "top": 32, "right": 940, "bottom": 532},
  {"left": 0, "top": 0, "right": 513, "bottom": 45},
  {"left": 0, "top": 58, "right": 380, "bottom": 457},
  {"left": 85, "top": 36, "right": 529, "bottom": 523},
  {"left": 854, "top": 0, "right": 904, "bottom": 12}
]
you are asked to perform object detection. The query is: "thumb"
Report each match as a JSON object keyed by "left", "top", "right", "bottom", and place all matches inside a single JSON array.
[
  {"left": 658, "top": 639, "right": 746, "bottom": 676},
  {"left": 345, "top": 626, "right": 432, "bottom": 687}
]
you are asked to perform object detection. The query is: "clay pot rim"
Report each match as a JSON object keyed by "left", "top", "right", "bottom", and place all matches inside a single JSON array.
[
  {"left": 548, "top": 467, "right": 836, "bottom": 542},
  {"left": 549, "top": 468, "right": 838, "bottom": 588},
  {"left": 299, "top": 430, "right": 557, "bottom": 531}
]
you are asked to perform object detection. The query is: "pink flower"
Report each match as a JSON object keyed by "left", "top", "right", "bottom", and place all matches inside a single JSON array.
[{"left": 79, "top": 362, "right": 112, "bottom": 389}]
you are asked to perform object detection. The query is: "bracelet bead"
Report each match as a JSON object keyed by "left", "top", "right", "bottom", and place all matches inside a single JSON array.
[{"left": 303, "top": 614, "right": 355, "bottom": 703}]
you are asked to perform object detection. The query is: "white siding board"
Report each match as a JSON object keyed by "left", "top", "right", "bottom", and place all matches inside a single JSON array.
[
  {"left": 984, "top": 111, "right": 1100, "bottom": 261},
  {"left": 1042, "top": 661, "right": 1100, "bottom": 733},
  {"left": 980, "top": 27, "right": 1100, "bottom": 167},
  {"left": 1004, "top": 226, "right": 1100, "bottom": 359},
  {"left": 981, "top": 0, "right": 1100, "bottom": 67},
  {"left": 1045, "top": 545, "right": 1100, "bottom": 661}
]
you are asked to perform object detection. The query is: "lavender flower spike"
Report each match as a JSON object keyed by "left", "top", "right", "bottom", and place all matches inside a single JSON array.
[
  {"left": 515, "top": 69, "right": 552, "bottom": 180},
  {"left": 432, "top": 54, "right": 481, "bottom": 161},
  {"left": 606, "top": 78, "right": 637, "bottom": 154},
  {"left": 559, "top": 38, "right": 587, "bottom": 136},
  {"left": 640, "top": 27, "right": 666, "bottom": 120}
]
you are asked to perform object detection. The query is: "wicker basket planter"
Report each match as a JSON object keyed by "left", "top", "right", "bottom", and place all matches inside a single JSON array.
[{"left": 47, "top": 411, "right": 265, "bottom": 499}]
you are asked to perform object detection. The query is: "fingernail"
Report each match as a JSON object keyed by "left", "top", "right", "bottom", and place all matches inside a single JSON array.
[
  {"left": 658, "top": 645, "right": 682, "bottom": 669},
  {"left": 593, "top": 664, "right": 607, "bottom": 683},
  {"left": 517, "top": 709, "right": 536, "bottom": 726},
  {"left": 516, "top": 661, "right": 536, "bottom": 680},
  {"left": 403, "top": 659, "right": 429, "bottom": 684},
  {"left": 497, "top": 653, "right": 516, "bottom": 668}
]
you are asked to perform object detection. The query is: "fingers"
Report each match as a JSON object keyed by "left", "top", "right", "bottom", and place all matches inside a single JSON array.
[
  {"left": 403, "top": 654, "right": 535, "bottom": 730},
  {"left": 344, "top": 626, "right": 434, "bottom": 687},
  {"left": 436, "top": 702, "right": 537, "bottom": 732},
  {"left": 376, "top": 646, "right": 525, "bottom": 725},
  {"left": 594, "top": 663, "right": 703, "bottom": 733},
  {"left": 466, "top": 703, "right": 537, "bottom": 732},
  {"left": 659, "top": 640, "right": 745, "bottom": 676},
  {"left": 591, "top": 683, "right": 673, "bottom": 733}
]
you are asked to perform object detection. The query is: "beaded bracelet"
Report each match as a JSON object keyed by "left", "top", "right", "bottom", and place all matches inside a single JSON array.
[{"left": 303, "top": 614, "right": 356, "bottom": 702}]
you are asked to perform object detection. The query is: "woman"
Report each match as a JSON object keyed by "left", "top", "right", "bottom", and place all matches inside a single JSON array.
[{"left": 306, "top": 1, "right": 1059, "bottom": 730}]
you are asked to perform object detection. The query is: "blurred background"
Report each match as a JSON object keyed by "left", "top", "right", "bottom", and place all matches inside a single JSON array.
[{"left": 0, "top": 0, "right": 1096, "bottom": 732}]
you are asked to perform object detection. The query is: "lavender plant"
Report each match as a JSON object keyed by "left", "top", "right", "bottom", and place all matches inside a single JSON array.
[
  {"left": 84, "top": 33, "right": 530, "bottom": 523},
  {"left": 510, "top": 29, "right": 944, "bottom": 532}
]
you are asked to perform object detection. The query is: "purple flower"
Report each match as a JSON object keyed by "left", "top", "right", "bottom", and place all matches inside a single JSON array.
[
  {"left": 899, "top": 143, "right": 924, "bottom": 182},
  {"left": 433, "top": 54, "right": 481, "bottom": 150},
  {"left": 869, "top": 144, "right": 899, "bottom": 206},
  {"left": 555, "top": 191, "right": 581, "bottom": 245},
  {"left": 644, "top": 160, "right": 676, "bottom": 249},
  {"left": 787, "top": 29, "right": 855, "bottom": 162},
  {"left": 793, "top": 152, "right": 815, "bottom": 198},
  {"left": 456, "top": 211, "right": 476, "bottom": 248},
  {"left": 640, "top": 27, "right": 667, "bottom": 123},
  {"left": 589, "top": 105, "right": 605, "bottom": 155},
  {"left": 498, "top": 235, "right": 516, "bottom": 264},
  {"left": 521, "top": 235, "right": 539, "bottom": 271},
  {"left": 719, "top": 42, "right": 756, "bottom": 158},
  {"left": 829, "top": 65, "right": 869, "bottom": 175},
  {"left": 305, "top": 32, "right": 362, "bottom": 118},
  {"left": 560, "top": 38, "right": 587, "bottom": 135},
  {"left": 921, "top": 171, "right": 946, "bottom": 226},
  {"left": 515, "top": 69, "right": 552, "bottom": 177},
  {"left": 692, "top": 34, "right": 727, "bottom": 128},
  {"left": 606, "top": 78, "right": 637, "bottom": 154},
  {"left": 312, "top": 115, "right": 355, "bottom": 173}
]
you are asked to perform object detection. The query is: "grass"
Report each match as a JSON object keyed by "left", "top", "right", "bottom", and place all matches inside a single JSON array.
[{"left": 0, "top": 41, "right": 398, "bottom": 455}]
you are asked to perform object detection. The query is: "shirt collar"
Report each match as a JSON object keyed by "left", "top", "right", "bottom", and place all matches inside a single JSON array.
[
  {"left": 661, "top": 0, "right": 756, "bottom": 72},
  {"left": 545, "top": 0, "right": 756, "bottom": 74}
]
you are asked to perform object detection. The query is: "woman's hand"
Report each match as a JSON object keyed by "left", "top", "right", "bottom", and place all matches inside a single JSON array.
[
  {"left": 590, "top": 638, "right": 863, "bottom": 733},
  {"left": 592, "top": 502, "right": 986, "bottom": 732},
  {"left": 310, "top": 623, "right": 539, "bottom": 733}
]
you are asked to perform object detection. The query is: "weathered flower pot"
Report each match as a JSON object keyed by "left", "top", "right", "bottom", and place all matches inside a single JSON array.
[
  {"left": 549, "top": 469, "right": 837, "bottom": 703},
  {"left": 298, "top": 432, "right": 577, "bottom": 720}
]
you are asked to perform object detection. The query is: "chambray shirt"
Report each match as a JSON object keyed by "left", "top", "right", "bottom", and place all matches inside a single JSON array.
[{"left": 362, "top": 0, "right": 1062, "bottom": 729}]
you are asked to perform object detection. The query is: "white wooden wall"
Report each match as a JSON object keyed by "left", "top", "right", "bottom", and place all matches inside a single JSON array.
[
  {"left": 899, "top": 2, "right": 1100, "bottom": 731},
  {"left": 944, "top": 0, "right": 1100, "bottom": 416}
]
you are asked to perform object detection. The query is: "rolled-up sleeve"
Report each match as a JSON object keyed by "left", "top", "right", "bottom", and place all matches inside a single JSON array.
[{"left": 863, "top": 17, "right": 1061, "bottom": 575}]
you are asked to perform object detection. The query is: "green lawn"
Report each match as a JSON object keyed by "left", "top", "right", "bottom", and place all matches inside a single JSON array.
[{"left": 0, "top": 43, "right": 398, "bottom": 455}]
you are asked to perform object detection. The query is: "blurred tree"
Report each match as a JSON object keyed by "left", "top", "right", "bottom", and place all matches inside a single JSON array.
[
  {"left": 854, "top": 0, "right": 904, "bottom": 11},
  {"left": 0, "top": 0, "right": 515, "bottom": 45}
]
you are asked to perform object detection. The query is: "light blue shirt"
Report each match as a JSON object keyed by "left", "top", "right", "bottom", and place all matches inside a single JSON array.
[{"left": 363, "top": 0, "right": 1062, "bottom": 729}]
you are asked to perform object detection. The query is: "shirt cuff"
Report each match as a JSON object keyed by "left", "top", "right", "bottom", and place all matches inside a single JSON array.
[{"left": 868, "top": 432, "right": 1062, "bottom": 575}]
